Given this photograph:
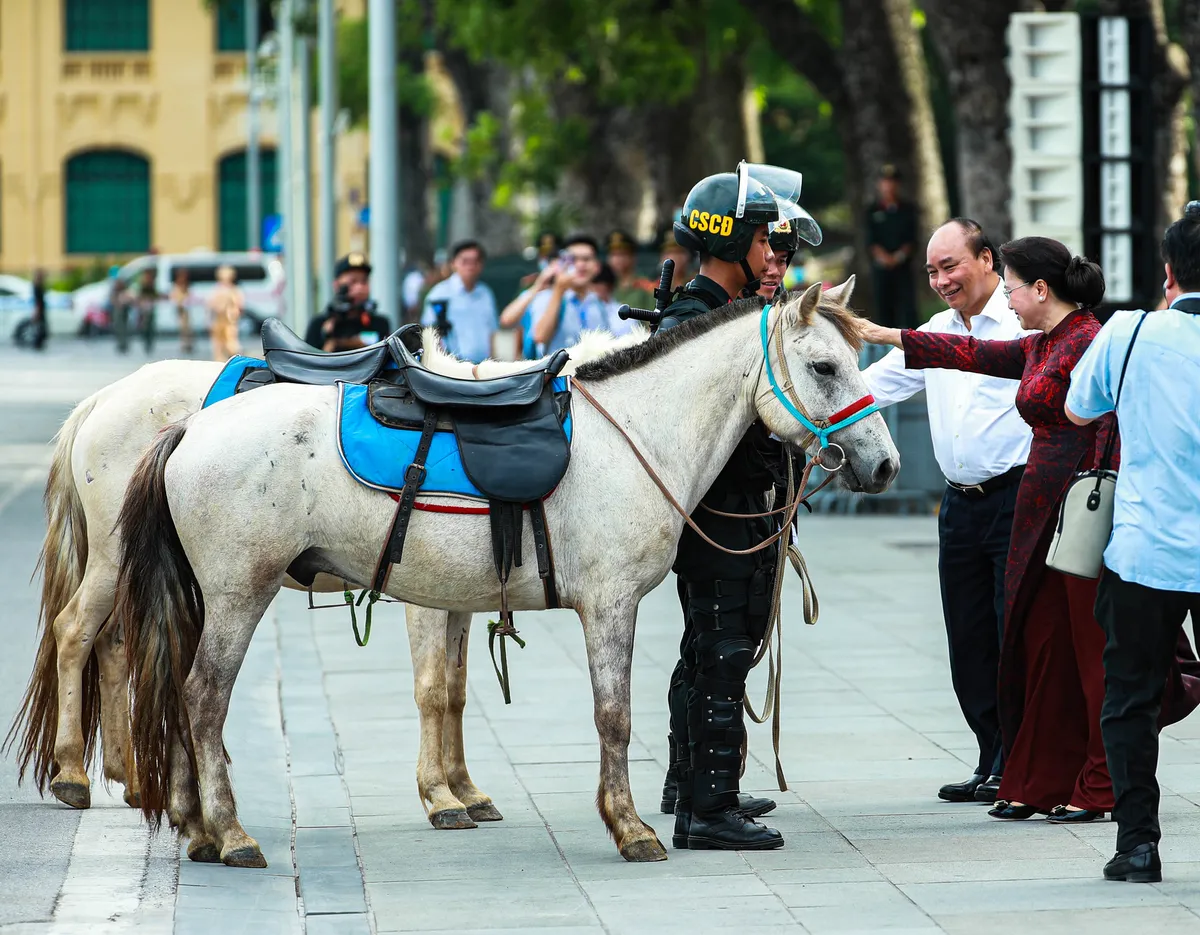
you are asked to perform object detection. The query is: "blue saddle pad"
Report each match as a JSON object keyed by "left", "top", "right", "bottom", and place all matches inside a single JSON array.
[
  {"left": 336, "top": 378, "right": 572, "bottom": 497},
  {"left": 202, "top": 355, "right": 267, "bottom": 409}
]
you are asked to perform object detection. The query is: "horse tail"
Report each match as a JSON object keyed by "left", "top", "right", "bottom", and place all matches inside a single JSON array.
[
  {"left": 3, "top": 391, "right": 102, "bottom": 793},
  {"left": 115, "top": 420, "right": 203, "bottom": 825}
]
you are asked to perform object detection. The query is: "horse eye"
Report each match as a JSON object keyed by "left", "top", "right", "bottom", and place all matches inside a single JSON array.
[{"left": 812, "top": 361, "right": 836, "bottom": 377}]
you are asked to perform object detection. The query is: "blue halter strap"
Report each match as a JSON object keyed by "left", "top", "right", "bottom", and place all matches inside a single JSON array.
[{"left": 759, "top": 302, "right": 880, "bottom": 449}]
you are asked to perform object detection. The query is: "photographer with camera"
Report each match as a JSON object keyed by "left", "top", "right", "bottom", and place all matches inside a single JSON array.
[{"left": 304, "top": 252, "right": 392, "bottom": 351}]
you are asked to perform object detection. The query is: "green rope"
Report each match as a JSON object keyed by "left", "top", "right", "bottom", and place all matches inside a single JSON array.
[{"left": 346, "top": 588, "right": 379, "bottom": 647}]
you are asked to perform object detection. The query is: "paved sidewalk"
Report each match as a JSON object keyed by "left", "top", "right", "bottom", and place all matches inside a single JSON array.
[
  {"left": 178, "top": 514, "right": 1200, "bottom": 935},
  {"left": 3, "top": 339, "right": 1200, "bottom": 933}
]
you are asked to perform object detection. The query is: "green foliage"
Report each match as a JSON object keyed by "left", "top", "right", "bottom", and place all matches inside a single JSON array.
[
  {"left": 335, "top": 14, "right": 432, "bottom": 126},
  {"left": 753, "top": 43, "right": 844, "bottom": 212}
]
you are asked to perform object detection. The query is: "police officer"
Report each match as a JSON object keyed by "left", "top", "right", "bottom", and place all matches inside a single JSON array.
[
  {"left": 758, "top": 219, "right": 801, "bottom": 300},
  {"left": 305, "top": 253, "right": 393, "bottom": 351},
  {"left": 658, "top": 163, "right": 820, "bottom": 850}
]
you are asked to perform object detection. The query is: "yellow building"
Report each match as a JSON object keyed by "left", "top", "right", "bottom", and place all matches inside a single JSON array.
[{"left": 0, "top": 0, "right": 368, "bottom": 275}]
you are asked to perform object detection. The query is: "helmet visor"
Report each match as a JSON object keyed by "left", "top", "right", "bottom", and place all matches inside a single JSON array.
[
  {"left": 773, "top": 200, "right": 823, "bottom": 247},
  {"left": 744, "top": 164, "right": 805, "bottom": 206}
]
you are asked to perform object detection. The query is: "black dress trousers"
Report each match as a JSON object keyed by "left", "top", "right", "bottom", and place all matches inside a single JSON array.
[
  {"left": 1096, "top": 569, "right": 1200, "bottom": 853},
  {"left": 937, "top": 483, "right": 1017, "bottom": 778}
]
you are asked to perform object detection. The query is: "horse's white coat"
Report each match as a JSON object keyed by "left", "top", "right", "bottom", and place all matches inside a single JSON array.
[{"left": 134, "top": 284, "right": 899, "bottom": 863}]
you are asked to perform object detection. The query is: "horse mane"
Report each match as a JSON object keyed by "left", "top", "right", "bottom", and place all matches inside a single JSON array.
[
  {"left": 419, "top": 325, "right": 650, "bottom": 378},
  {"left": 574, "top": 287, "right": 862, "bottom": 382}
]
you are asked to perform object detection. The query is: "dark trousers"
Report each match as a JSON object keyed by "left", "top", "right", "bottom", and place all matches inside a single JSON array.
[
  {"left": 1095, "top": 569, "right": 1200, "bottom": 852},
  {"left": 938, "top": 483, "right": 1016, "bottom": 777},
  {"left": 871, "top": 266, "right": 918, "bottom": 329}
]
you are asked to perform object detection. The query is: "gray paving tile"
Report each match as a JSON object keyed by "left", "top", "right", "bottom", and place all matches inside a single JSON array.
[
  {"left": 899, "top": 876, "right": 1178, "bottom": 914},
  {"left": 935, "top": 906, "right": 1200, "bottom": 935},
  {"left": 174, "top": 907, "right": 303, "bottom": 935},
  {"left": 304, "top": 915, "right": 373, "bottom": 935},
  {"left": 369, "top": 879, "right": 596, "bottom": 930}
]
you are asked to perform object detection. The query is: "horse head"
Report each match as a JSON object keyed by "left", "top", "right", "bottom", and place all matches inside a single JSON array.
[{"left": 755, "top": 278, "right": 899, "bottom": 494}]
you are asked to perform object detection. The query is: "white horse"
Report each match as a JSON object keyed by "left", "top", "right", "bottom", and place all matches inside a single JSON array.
[
  {"left": 4, "top": 327, "right": 641, "bottom": 832},
  {"left": 114, "top": 283, "right": 899, "bottom": 867}
]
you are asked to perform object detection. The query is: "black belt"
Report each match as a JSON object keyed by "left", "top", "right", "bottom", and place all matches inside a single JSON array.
[{"left": 946, "top": 464, "right": 1025, "bottom": 498}]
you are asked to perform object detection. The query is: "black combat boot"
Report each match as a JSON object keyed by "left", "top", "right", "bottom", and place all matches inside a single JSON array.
[
  {"left": 661, "top": 734, "right": 680, "bottom": 814},
  {"left": 687, "top": 675, "right": 783, "bottom": 850},
  {"left": 671, "top": 751, "right": 693, "bottom": 849}
]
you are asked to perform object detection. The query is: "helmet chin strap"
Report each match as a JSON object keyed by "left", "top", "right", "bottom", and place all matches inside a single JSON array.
[{"left": 740, "top": 257, "right": 762, "bottom": 294}]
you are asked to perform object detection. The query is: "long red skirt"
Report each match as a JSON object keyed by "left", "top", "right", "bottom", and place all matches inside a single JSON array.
[{"left": 997, "top": 569, "right": 1113, "bottom": 812}]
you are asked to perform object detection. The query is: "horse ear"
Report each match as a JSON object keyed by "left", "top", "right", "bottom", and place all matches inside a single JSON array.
[
  {"left": 823, "top": 275, "right": 856, "bottom": 307},
  {"left": 784, "top": 281, "right": 823, "bottom": 328}
]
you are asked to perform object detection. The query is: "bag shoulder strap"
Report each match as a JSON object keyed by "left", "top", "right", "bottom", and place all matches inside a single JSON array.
[{"left": 1098, "top": 311, "right": 1149, "bottom": 470}]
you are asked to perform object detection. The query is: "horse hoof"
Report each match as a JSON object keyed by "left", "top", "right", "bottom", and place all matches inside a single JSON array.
[
  {"left": 429, "top": 808, "right": 477, "bottom": 830},
  {"left": 187, "top": 840, "right": 221, "bottom": 863},
  {"left": 466, "top": 803, "right": 504, "bottom": 823},
  {"left": 123, "top": 789, "right": 141, "bottom": 809},
  {"left": 621, "top": 837, "right": 668, "bottom": 862},
  {"left": 50, "top": 778, "right": 91, "bottom": 810},
  {"left": 221, "top": 844, "right": 267, "bottom": 868}
]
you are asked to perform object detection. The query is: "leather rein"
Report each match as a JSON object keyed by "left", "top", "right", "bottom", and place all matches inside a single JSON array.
[{"left": 570, "top": 302, "right": 879, "bottom": 551}]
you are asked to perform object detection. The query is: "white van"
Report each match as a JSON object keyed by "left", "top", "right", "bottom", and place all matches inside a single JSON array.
[{"left": 72, "top": 251, "right": 286, "bottom": 336}]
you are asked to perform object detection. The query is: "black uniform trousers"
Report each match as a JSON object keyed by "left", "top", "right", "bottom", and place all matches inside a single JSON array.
[
  {"left": 1095, "top": 569, "right": 1200, "bottom": 853},
  {"left": 938, "top": 482, "right": 1017, "bottom": 778}
]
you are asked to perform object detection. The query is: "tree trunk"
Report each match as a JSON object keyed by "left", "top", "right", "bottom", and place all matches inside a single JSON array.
[
  {"left": 439, "top": 50, "right": 524, "bottom": 255},
  {"left": 744, "top": 0, "right": 927, "bottom": 310},
  {"left": 923, "top": 0, "right": 1021, "bottom": 242},
  {"left": 882, "top": 0, "right": 949, "bottom": 238}
]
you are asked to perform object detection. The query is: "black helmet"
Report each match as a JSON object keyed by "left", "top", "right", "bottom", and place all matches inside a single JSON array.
[
  {"left": 768, "top": 218, "right": 801, "bottom": 261},
  {"left": 673, "top": 165, "right": 779, "bottom": 263}
]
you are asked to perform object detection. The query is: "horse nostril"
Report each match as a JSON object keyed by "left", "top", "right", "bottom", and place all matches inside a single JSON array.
[{"left": 874, "top": 458, "right": 896, "bottom": 487}]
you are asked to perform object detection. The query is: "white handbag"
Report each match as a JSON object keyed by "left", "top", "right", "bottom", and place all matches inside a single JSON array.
[{"left": 1046, "top": 312, "right": 1148, "bottom": 579}]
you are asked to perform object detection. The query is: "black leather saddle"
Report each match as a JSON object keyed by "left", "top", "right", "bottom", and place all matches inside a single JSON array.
[
  {"left": 256, "top": 317, "right": 423, "bottom": 386},
  {"left": 369, "top": 342, "right": 572, "bottom": 503}
]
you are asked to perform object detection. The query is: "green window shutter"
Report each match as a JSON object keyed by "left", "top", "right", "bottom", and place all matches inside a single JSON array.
[
  {"left": 65, "top": 151, "right": 151, "bottom": 254},
  {"left": 64, "top": 0, "right": 150, "bottom": 53},
  {"left": 218, "top": 149, "right": 278, "bottom": 251},
  {"left": 216, "top": 2, "right": 246, "bottom": 52}
]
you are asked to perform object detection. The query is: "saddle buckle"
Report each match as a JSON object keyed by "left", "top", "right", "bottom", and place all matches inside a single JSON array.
[{"left": 404, "top": 462, "right": 427, "bottom": 487}]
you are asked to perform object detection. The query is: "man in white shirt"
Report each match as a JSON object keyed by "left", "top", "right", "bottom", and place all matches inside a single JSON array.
[
  {"left": 862, "top": 218, "right": 1033, "bottom": 805},
  {"left": 421, "top": 241, "right": 498, "bottom": 363}
]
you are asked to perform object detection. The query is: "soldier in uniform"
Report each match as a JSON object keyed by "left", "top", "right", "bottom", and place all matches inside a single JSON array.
[
  {"left": 657, "top": 163, "right": 821, "bottom": 850},
  {"left": 758, "top": 219, "right": 802, "bottom": 300}
]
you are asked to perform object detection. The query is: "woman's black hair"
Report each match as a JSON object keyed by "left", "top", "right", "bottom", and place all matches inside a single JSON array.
[{"left": 999, "top": 236, "right": 1105, "bottom": 308}]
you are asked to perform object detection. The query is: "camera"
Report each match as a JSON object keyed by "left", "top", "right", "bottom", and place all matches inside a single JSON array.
[{"left": 327, "top": 283, "right": 377, "bottom": 317}]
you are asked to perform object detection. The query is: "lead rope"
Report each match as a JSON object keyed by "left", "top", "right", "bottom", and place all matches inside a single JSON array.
[{"left": 742, "top": 456, "right": 821, "bottom": 792}]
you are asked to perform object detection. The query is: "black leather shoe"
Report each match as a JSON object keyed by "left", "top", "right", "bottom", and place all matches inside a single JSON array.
[
  {"left": 988, "top": 800, "right": 1039, "bottom": 820},
  {"left": 1104, "top": 842, "right": 1161, "bottom": 882},
  {"left": 661, "top": 773, "right": 679, "bottom": 814},
  {"left": 664, "top": 788, "right": 775, "bottom": 818},
  {"left": 687, "top": 807, "right": 784, "bottom": 850},
  {"left": 938, "top": 773, "right": 986, "bottom": 802},
  {"left": 1047, "top": 805, "right": 1106, "bottom": 824},
  {"left": 973, "top": 775, "right": 1002, "bottom": 803}
]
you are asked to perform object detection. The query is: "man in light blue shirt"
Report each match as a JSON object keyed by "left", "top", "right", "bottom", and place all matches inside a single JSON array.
[
  {"left": 1065, "top": 203, "right": 1200, "bottom": 884},
  {"left": 421, "top": 240, "right": 497, "bottom": 362},
  {"left": 531, "top": 234, "right": 602, "bottom": 353}
]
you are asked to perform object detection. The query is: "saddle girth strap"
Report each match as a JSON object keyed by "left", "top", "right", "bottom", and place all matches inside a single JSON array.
[
  {"left": 371, "top": 407, "right": 439, "bottom": 594},
  {"left": 487, "top": 500, "right": 526, "bottom": 705},
  {"left": 529, "top": 500, "right": 559, "bottom": 609}
]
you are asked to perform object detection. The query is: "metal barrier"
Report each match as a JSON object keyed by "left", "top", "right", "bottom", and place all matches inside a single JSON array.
[{"left": 808, "top": 344, "right": 942, "bottom": 515}]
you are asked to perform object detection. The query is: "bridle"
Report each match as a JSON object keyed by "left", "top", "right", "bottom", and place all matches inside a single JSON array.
[
  {"left": 570, "top": 300, "right": 880, "bottom": 555},
  {"left": 757, "top": 301, "right": 879, "bottom": 473}
]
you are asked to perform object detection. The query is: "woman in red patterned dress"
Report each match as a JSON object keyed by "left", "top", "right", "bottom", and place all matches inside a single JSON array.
[{"left": 859, "top": 237, "right": 1200, "bottom": 823}]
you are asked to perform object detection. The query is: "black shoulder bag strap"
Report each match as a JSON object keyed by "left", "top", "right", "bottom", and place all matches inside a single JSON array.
[{"left": 1095, "top": 311, "right": 1149, "bottom": 474}]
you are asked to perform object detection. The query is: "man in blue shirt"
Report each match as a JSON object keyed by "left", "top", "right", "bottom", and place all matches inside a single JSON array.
[
  {"left": 421, "top": 240, "right": 498, "bottom": 362},
  {"left": 530, "top": 234, "right": 602, "bottom": 353},
  {"left": 1066, "top": 203, "right": 1200, "bottom": 884}
]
